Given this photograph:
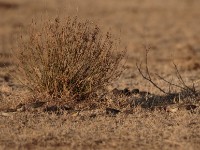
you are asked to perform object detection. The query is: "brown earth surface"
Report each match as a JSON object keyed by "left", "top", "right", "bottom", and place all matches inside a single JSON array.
[{"left": 1, "top": 0, "right": 200, "bottom": 149}]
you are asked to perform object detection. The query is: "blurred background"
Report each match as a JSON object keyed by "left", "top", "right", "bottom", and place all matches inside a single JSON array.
[{"left": 0, "top": 0, "right": 200, "bottom": 89}]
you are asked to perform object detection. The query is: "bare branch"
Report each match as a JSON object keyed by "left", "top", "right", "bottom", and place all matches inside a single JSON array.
[
  {"left": 172, "top": 62, "right": 196, "bottom": 94},
  {"left": 136, "top": 50, "right": 168, "bottom": 94},
  {"left": 155, "top": 73, "right": 187, "bottom": 91},
  {"left": 137, "top": 49, "right": 198, "bottom": 97}
]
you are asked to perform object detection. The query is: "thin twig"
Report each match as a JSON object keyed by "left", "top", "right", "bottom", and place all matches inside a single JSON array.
[
  {"left": 136, "top": 61, "right": 168, "bottom": 94},
  {"left": 155, "top": 74, "right": 187, "bottom": 91},
  {"left": 173, "top": 62, "right": 196, "bottom": 94},
  {"left": 136, "top": 49, "right": 198, "bottom": 96}
]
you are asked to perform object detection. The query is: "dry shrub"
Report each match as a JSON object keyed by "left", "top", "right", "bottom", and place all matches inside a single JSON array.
[{"left": 16, "top": 16, "right": 125, "bottom": 103}]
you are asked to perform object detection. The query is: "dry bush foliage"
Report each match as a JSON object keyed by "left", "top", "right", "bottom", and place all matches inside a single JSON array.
[{"left": 15, "top": 16, "right": 125, "bottom": 104}]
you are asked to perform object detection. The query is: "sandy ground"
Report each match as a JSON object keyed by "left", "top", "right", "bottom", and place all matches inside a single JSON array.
[{"left": 0, "top": 0, "right": 200, "bottom": 149}]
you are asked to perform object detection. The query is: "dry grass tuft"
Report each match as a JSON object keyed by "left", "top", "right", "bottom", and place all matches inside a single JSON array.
[{"left": 15, "top": 16, "right": 125, "bottom": 105}]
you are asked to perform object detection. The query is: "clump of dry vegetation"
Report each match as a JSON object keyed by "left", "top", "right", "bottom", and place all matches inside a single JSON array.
[{"left": 15, "top": 16, "right": 125, "bottom": 104}]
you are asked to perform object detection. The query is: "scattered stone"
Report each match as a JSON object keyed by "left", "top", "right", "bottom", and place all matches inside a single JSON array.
[
  {"left": 60, "top": 105, "right": 73, "bottom": 111},
  {"left": 44, "top": 105, "right": 72, "bottom": 113},
  {"left": 95, "top": 140, "right": 103, "bottom": 144},
  {"left": 106, "top": 108, "right": 120, "bottom": 115},
  {"left": 27, "top": 101, "right": 46, "bottom": 108},
  {"left": 185, "top": 104, "right": 198, "bottom": 110},
  {"left": 139, "top": 91, "right": 151, "bottom": 97},
  {"left": 89, "top": 113, "right": 97, "bottom": 118},
  {"left": 165, "top": 104, "right": 199, "bottom": 112},
  {"left": 5, "top": 108, "right": 16, "bottom": 112},
  {"left": 122, "top": 88, "right": 131, "bottom": 96},
  {"left": 3, "top": 75, "right": 10, "bottom": 82},
  {"left": 112, "top": 88, "right": 132, "bottom": 96},
  {"left": 44, "top": 106, "right": 60, "bottom": 112},
  {"left": 112, "top": 88, "right": 123, "bottom": 96},
  {"left": 112, "top": 88, "right": 143, "bottom": 96},
  {"left": 131, "top": 89, "right": 140, "bottom": 94}
]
